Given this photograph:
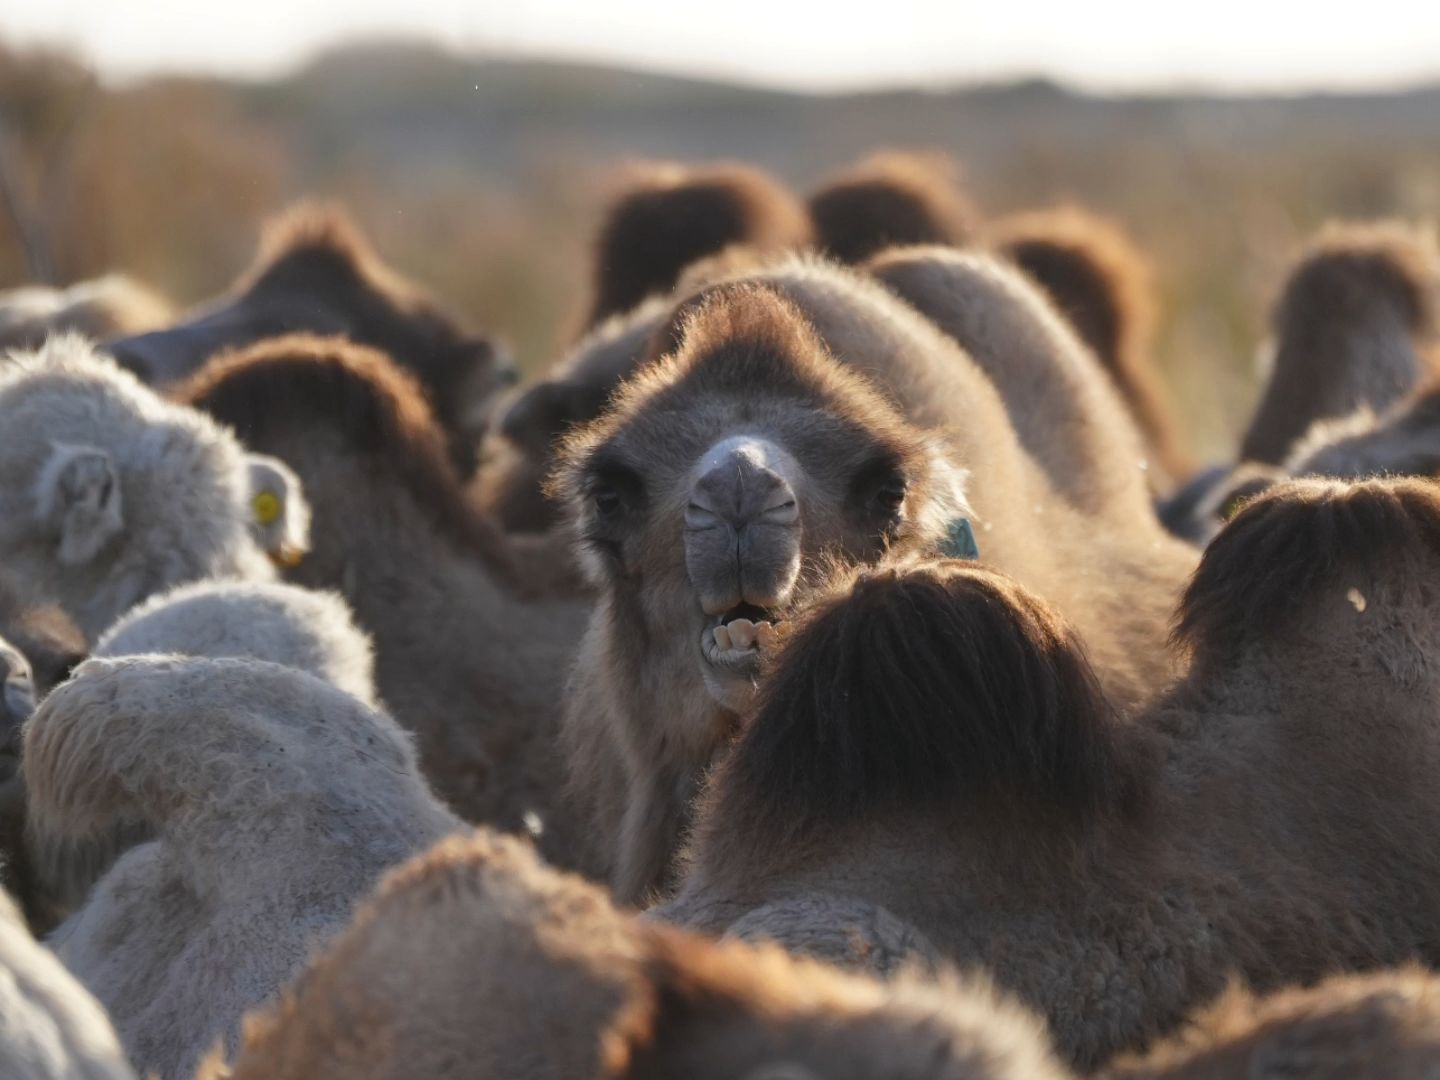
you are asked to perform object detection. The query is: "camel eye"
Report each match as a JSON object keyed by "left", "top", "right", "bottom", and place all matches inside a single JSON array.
[
  {"left": 582, "top": 454, "right": 645, "bottom": 535},
  {"left": 593, "top": 487, "right": 623, "bottom": 519},
  {"left": 875, "top": 482, "right": 907, "bottom": 514}
]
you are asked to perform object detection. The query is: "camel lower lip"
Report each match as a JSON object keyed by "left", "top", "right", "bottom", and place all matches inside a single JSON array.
[{"left": 700, "top": 628, "right": 762, "bottom": 676}]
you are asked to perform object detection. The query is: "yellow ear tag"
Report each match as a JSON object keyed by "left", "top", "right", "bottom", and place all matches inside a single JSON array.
[{"left": 252, "top": 491, "right": 281, "bottom": 527}]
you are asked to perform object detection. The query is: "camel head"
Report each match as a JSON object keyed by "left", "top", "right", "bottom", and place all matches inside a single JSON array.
[{"left": 555, "top": 282, "right": 971, "bottom": 717}]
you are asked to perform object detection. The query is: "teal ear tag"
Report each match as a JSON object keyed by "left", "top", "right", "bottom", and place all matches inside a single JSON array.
[{"left": 941, "top": 517, "right": 980, "bottom": 559}]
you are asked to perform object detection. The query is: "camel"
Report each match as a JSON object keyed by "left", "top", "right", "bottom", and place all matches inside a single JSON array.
[
  {"left": 865, "top": 244, "right": 1161, "bottom": 522},
  {"left": 1159, "top": 222, "right": 1440, "bottom": 541},
  {"left": 553, "top": 264, "right": 1194, "bottom": 902},
  {"left": 992, "top": 206, "right": 1190, "bottom": 484},
  {"left": 176, "top": 335, "right": 591, "bottom": 870},
  {"left": 22, "top": 578, "right": 383, "bottom": 920},
  {"left": 662, "top": 477, "right": 1440, "bottom": 1069},
  {"left": 1101, "top": 967, "right": 1440, "bottom": 1079},
  {"left": 0, "top": 335, "right": 277, "bottom": 641},
  {"left": 105, "top": 203, "right": 513, "bottom": 473},
  {"left": 0, "top": 888, "right": 135, "bottom": 1080},
  {"left": 581, "top": 159, "right": 811, "bottom": 329},
  {"left": 1238, "top": 221, "right": 1439, "bottom": 465},
  {"left": 202, "top": 829, "right": 1071, "bottom": 1080},
  {"left": 28, "top": 654, "right": 462, "bottom": 1080},
  {"left": 0, "top": 275, "right": 173, "bottom": 354},
  {"left": 806, "top": 150, "right": 979, "bottom": 264}
]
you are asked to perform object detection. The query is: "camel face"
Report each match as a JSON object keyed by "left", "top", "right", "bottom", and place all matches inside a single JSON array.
[{"left": 563, "top": 288, "right": 951, "bottom": 713}]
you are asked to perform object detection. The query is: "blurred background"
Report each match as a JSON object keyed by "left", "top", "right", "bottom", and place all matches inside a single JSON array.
[{"left": 2, "top": 2, "right": 1439, "bottom": 455}]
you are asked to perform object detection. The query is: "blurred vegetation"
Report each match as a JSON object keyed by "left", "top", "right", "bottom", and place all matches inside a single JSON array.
[{"left": 2, "top": 36, "right": 1439, "bottom": 458}]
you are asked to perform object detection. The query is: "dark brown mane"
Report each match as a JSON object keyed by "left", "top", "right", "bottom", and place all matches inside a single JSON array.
[
  {"left": 715, "top": 560, "right": 1148, "bottom": 847},
  {"left": 993, "top": 206, "right": 1188, "bottom": 476},
  {"left": 174, "top": 334, "right": 514, "bottom": 576},
  {"left": 585, "top": 162, "right": 812, "bottom": 328},
  {"left": 1174, "top": 477, "right": 1440, "bottom": 659},
  {"left": 807, "top": 150, "right": 979, "bottom": 265}
]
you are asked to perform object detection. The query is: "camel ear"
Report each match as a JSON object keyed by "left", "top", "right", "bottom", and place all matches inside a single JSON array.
[{"left": 33, "top": 444, "right": 124, "bottom": 566}]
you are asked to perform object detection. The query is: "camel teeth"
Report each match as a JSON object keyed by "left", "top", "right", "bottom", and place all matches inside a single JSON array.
[
  {"left": 727, "top": 618, "right": 757, "bottom": 649},
  {"left": 713, "top": 625, "right": 733, "bottom": 650}
]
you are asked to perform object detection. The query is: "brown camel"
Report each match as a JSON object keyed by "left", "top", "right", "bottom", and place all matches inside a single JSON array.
[
  {"left": 553, "top": 263, "right": 1194, "bottom": 902},
  {"left": 992, "top": 206, "right": 1191, "bottom": 484},
  {"left": 1239, "top": 221, "right": 1439, "bottom": 465},
  {"left": 202, "top": 829, "right": 1072, "bottom": 1080},
  {"left": 107, "top": 203, "right": 512, "bottom": 473},
  {"left": 1160, "top": 221, "right": 1440, "bottom": 542},
  {"left": 175, "top": 336, "right": 590, "bottom": 870},
  {"left": 662, "top": 477, "right": 1440, "bottom": 1069},
  {"left": 807, "top": 150, "right": 979, "bottom": 264}
]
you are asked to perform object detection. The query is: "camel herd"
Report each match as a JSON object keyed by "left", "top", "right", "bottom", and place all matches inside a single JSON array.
[{"left": 1, "top": 151, "right": 1440, "bottom": 1079}]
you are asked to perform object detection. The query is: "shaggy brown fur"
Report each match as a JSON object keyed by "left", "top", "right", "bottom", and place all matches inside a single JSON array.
[
  {"left": 204, "top": 829, "right": 1071, "bottom": 1080},
  {"left": 807, "top": 151, "right": 979, "bottom": 264},
  {"left": 109, "top": 203, "right": 511, "bottom": 473},
  {"left": 1239, "top": 222, "right": 1440, "bottom": 465},
  {"left": 0, "top": 275, "right": 173, "bottom": 353},
  {"left": 584, "top": 161, "right": 811, "bottom": 328},
  {"left": 555, "top": 256, "right": 1195, "bottom": 902},
  {"left": 728, "top": 563, "right": 1149, "bottom": 849},
  {"left": 993, "top": 207, "right": 1190, "bottom": 481},
  {"left": 866, "top": 244, "right": 1161, "bottom": 520},
  {"left": 1103, "top": 967, "right": 1440, "bottom": 1079},
  {"left": 176, "top": 336, "right": 590, "bottom": 869},
  {"left": 665, "top": 478, "right": 1440, "bottom": 1069}
]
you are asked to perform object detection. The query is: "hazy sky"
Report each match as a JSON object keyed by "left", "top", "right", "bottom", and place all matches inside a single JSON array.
[{"left": 6, "top": 1, "right": 1440, "bottom": 92}]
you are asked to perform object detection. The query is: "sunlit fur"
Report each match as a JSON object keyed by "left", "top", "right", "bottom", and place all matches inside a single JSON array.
[
  {"left": 29, "top": 655, "right": 461, "bottom": 1080},
  {"left": 202, "top": 830, "right": 1071, "bottom": 1080}
]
